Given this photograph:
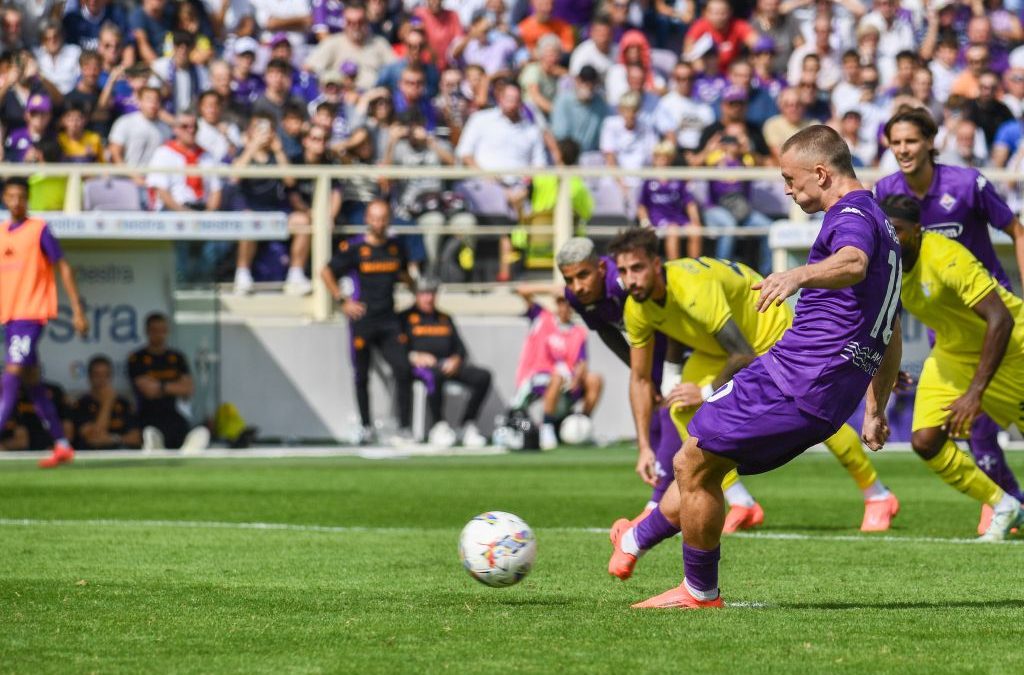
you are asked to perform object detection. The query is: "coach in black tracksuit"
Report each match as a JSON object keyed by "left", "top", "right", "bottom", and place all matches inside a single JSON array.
[
  {"left": 399, "top": 277, "right": 492, "bottom": 433},
  {"left": 321, "top": 199, "right": 414, "bottom": 440}
]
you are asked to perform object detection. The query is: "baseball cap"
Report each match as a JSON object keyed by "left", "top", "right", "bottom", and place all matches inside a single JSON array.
[
  {"left": 722, "top": 85, "right": 748, "bottom": 103},
  {"left": 578, "top": 65, "right": 599, "bottom": 84},
  {"left": 269, "top": 32, "right": 290, "bottom": 48},
  {"left": 752, "top": 36, "right": 776, "bottom": 54},
  {"left": 321, "top": 71, "right": 345, "bottom": 85},
  {"left": 26, "top": 94, "right": 51, "bottom": 114},
  {"left": 233, "top": 36, "right": 259, "bottom": 56},
  {"left": 341, "top": 60, "right": 359, "bottom": 77}
]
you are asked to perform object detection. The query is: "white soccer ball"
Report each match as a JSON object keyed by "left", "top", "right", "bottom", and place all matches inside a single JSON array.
[
  {"left": 458, "top": 511, "right": 537, "bottom": 587},
  {"left": 428, "top": 421, "right": 457, "bottom": 447},
  {"left": 559, "top": 413, "right": 593, "bottom": 445}
]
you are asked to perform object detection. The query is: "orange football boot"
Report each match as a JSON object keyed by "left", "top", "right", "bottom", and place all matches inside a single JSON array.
[
  {"left": 722, "top": 502, "right": 765, "bottom": 534},
  {"left": 608, "top": 518, "right": 639, "bottom": 580},
  {"left": 861, "top": 493, "right": 900, "bottom": 532},
  {"left": 38, "top": 442, "right": 74, "bottom": 469},
  {"left": 631, "top": 581, "right": 724, "bottom": 609}
]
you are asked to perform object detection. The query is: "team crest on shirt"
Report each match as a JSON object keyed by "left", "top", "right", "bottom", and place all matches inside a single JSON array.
[{"left": 939, "top": 193, "right": 956, "bottom": 212}]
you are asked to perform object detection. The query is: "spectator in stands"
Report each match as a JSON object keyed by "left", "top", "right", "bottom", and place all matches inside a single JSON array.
[
  {"left": 10, "top": 0, "right": 60, "bottom": 48},
  {"left": 253, "top": 58, "right": 302, "bottom": 123},
  {"left": 312, "top": 0, "right": 345, "bottom": 42},
  {"left": 551, "top": 65, "right": 609, "bottom": 153},
  {"left": 35, "top": 22, "right": 81, "bottom": 96},
  {"left": 683, "top": 0, "right": 758, "bottom": 72},
  {"left": 384, "top": 109, "right": 457, "bottom": 224},
  {"left": 128, "top": 313, "right": 210, "bottom": 453},
  {"left": 887, "top": 50, "right": 919, "bottom": 97},
  {"left": 228, "top": 38, "right": 264, "bottom": 116},
  {"left": 452, "top": 9, "right": 517, "bottom": 77},
  {"left": 393, "top": 64, "right": 438, "bottom": 131},
  {"left": 605, "top": 0, "right": 640, "bottom": 41},
  {"left": 690, "top": 42, "right": 726, "bottom": 105},
  {"left": 153, "top": 32, "right": 210, "bottom": 115},
  {"left": 321, "top": 199, "right": 415, "bottom": 444},
  {"left": 568, "top": 15, "right": 616, "bottom": 79},
  {"left": 131, "top": 0, "right": 174, "bottom": 65},
  {"left": 57, "top": 102, "right": 104, "bottom": 163},
  {"left": 638, "top": 141, "right": 701, "bottom": 260},
  {"left": 339, "top": 125, "right": 385, "bottom": 228},
  {"left": 95, "top": 21, "right": 127, "bottom": 78},
  {"left": 702, "top": 130, "right": 773, "bottom": 274},
  {"left": 5, "top": 94, "right": 52, "bottom": 162},
  {"left": 951, "top": 43, "right": 990, "bottom": 99},
  {"left": 64, "top": 51, "right": 106, "bottom": 133},
  {"left": 763, "top": 87, "right": 813, "bottom": 162},
  {"left": 653, "top": 61, "right": 714, "bottom": 152},
  {"left": 690, "top": 85, "right": 769, "bottom": 166},
  {"left": 519, "top": 34, "right": 563, "bottom": 121},
  {"left": 413, "top": 0, "right": 462, "bottom": 71},
  {"left": 937, "top": 118, "right": 987, "bottom": 167},
  {"left": 859, "top": 0, "right": 917, "bottom": 86},
  {"left": 796, "top": 70, "right": 832, "bottom": 122},
  {"left": 287, "top": 126, "right": 339, "bottom": 294},
  {"left": 0, "top": 6, "right": 24, "bottom": 52},
  {"left": 73, "top": 355, "right": 142, "bottom": 450},
  {"left": 109, "top": 86, "right": 171, "bottom": 171},
  {"left": 831, "top": 49, "right": 862, "bottom": 115},
  {"left": 206, "top": 59, "right": 247, "bottom": 128},
  {"left": 854, "top": 22, "right": 880, "bottom": 71},
  {"left": 147, "top": 109, "right": 223, "bottom": 211},
  {"left": 456, "top": 82, "right": 546, "bottom": 280},
  {"left": 1, "top": 379, "right": 74, "bottom": 451},
  {"left": 931, "top": 95, "right": 988, "bottom": 169},
  {"left": 721, "top": 58, "right": 777, "bottom": 127},
  {"left": 787, "top": 13, "right": 840, "bottom": 92},
  {"left": 600, "top": 91, "right": 657, "bottom": 202},
  {"left": 1002, "top": 67, "right": 1024, "bottom": 118},
  {"left": 401, "top": 276, "right": 491, "bottom": 447},
  {"left": 750, "top": 37, "right": 785, "bottom": 101},
  {"left": 278, "top": 102, "right": 306, "bottom": 160},
  {"left": 518, "top": 0, "right": 574, "bottom": 55},
  {"left": 967, "top": 71, "right": 1014, "bottom": 148},
  {"left": 378, "top": 24, "right": 440, "bottom": 98},
  {"left": 929, "top": 35, "right": 961, "bottom": 104},
  {"left": 749, "top": 0, "right": 801, "bottom": 75},
  {"left": 525, "top": 138, "right": 592, "bottom": 269},
  {"left": 433, "top": 66, "right": 470, "bottom": 143},
  {"left": 306, "top": 1, "right": 396, "bottom": 90},
  {"left": 910, "top": 66, "right": 943, "bottom": 123},
  {"left": 196, "top": 90, "right": 241, "bottom": 163},
  {"left": 232, "top": 112, "right": 295, "bottom": 294},
  {"left": 837, "top": 109, "right": 877, "bottom": 167},
  {"left": 268, "top": 34, "right": 320, "bottom": 104},
  {"left": 0, "top": 51, "right": 62, "bottom": 133},
  {"left": 605, "top": 30, "right": 663, "bottom": 111},
  {"left": 63, "top": 0, "right": 131, "bottom": 52},
  {"left": 963, "top": 16, "right": 1009, "bottom": 75},
  {"left": 101, "top": 63, "right": 151, "bottom": 120}
]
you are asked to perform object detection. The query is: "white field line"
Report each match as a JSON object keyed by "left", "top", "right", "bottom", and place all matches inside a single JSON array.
[{"left": 0, "top": 517, "right": 1014, "bottom": 546}]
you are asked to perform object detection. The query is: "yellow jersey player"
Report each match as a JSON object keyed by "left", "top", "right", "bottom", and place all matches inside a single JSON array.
[
  {"left": 882, "top": 194, "right": 1024, "bottom": 540},
  {"left": 605, "top": 227, "right": 899, "bottom": 583}
]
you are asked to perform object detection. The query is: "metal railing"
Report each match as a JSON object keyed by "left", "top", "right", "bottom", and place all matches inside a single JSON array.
[{"left": 6, "top": 162, "right": 1023, "bottom": 320}]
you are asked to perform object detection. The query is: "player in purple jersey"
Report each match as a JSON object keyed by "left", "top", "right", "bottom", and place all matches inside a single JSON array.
[
  {"left": 554, "top": 238, "right": 764, "bottom": 567},
  {"left": 633, "top": 126, "right": 904, "bottom": 609},
  {"left": 877, "top": 106, "right": 1024, "bottom": 533}
]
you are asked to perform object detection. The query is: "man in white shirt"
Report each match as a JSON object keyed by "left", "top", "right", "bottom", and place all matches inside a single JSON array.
[
  {"left": 109, "top": 86, "right": 172, "bottom": 167},
  {"left": 786, "top": 14, "right": 841, "bottom": 92},
  {"left": 456, "top": 82, "right": 547, "bottom": 172},
  {"left": 249, "top": 0, "right": 311, "bottom": 46},
  {"left": 568, "top": 15, "right": 617, "bottom": 79},
  {"left": 146, "top": 110, "right": 224, "bottom": 211},
  {"left": 34, "top": 22, "right": 81, "bottom": 95},
  {"left": 858, "top": 0, "right": 918, "bottom": 86},
  {"left": 929, "top": 36, "right": 960, "bottom": 105},
  {"left": 652, "top": 62, "right": 714, "bottom": 151},
  {"left": 151, "top": 31, "right": 211, "bottom": 114},
  {"left": 196, "top": 90, "right": 241, "bottom": 162},
  {"left": 600, "top": 91, "right": 657, "bottom": 205}
]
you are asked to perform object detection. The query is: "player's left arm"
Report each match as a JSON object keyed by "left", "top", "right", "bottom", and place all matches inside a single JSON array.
[
  {"left": 1001, "top": 218, "right": 1024, "bottom": 292},
  {"left": 753, "top": 246, "right": 868, "bottom": 312},
  {"left": 862, "top": 316, "right": 902, "bottom": 451},
  {"left": 945, "top": 290, "right": 1013, "bottom": 438},
  {"left": 595, "top": 323, "right": 632, "bottom": 366},
  {"left": 56, "top": 259, "right": 89, "bottom": 336}
]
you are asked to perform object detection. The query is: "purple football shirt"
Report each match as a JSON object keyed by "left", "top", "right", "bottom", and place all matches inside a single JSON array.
[
  {"left": 638, "top": 179, "right": 693, "bottom": 228},
  {"left": 875, "top": 164, "right": 1014, "bottom": 289},
  {"left": 763, "top": 189, "right": 902, "bottom": 427},
  {"left": 564, "top": 255, "right": 666, "bottom": 386}
]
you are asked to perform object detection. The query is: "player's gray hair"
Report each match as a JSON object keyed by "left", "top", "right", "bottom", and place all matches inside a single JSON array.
[
  {"left": 780, "top": 124, "right": 856, "bottom": 178},
  {"left": 556, "top": 237, "right": 599, "bottom": 267}
]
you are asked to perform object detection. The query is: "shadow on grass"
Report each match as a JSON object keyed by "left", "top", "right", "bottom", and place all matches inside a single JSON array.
[{"left": 781, "top": 598, "right": 1024, "bottom": 611}]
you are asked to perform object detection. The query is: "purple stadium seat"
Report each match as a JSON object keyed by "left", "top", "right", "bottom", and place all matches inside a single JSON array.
[
  {"left": 83, "top": 177, "right": 143, "bottom": 211},
  {"left": 457, "top": 179, "right": 516, "bottom": 221}
]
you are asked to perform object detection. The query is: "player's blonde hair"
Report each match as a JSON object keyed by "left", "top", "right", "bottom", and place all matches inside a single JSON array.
[{"left": 780, "top": 125, "right": 856, "bottom": 178}]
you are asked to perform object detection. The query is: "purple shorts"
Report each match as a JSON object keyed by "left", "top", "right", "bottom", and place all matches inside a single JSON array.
[
  {"left": 4, "top": 320, "right": 45, "bottom": 367},
  {"left": 687, "top": 357, "right": 836, "bottom": 475},
  {"left": 650, "top": 406, "right": 682, "bottom": 501}
]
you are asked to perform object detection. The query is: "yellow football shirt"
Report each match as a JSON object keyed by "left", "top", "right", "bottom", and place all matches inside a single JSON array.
[
  {"left": 624, "top": 257, "right": 792, "bottom": 357},
  {"left": 901, "top": 232, "right": 1024, "bottom": 357}
]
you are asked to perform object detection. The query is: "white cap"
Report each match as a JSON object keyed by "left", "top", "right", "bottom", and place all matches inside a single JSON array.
[{"left": 233, "top": 36, "right": 259, "bottom": 56}]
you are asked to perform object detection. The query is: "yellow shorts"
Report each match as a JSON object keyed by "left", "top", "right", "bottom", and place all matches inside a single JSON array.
[
  {"left": 669, "top": 351, "right": 726, "bottom": 438},
  {"left": 912, "top": 350, "right": 1024, "bottom": 431}
]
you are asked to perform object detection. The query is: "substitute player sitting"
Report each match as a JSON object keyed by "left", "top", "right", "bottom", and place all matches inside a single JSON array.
[
  {"left": 882, "top": 194, "right": 1024, "bottom": 540},
  {"left": 0, "top": 178, "right": 88, "bottom": 468},
  {"left": 609, "top": 227, "right": 899, "bottom": 586}
]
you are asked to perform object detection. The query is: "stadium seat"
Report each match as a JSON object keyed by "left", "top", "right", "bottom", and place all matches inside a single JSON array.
[
  {"left": 83, "top": 177, "right": 144, "bottom": 211},
  {"left": 588, "top": 177, "right": 630, "bottom": 226},
  {"left": 578, "top": 151, "right": 606, "bottom": 168},
  {"left": 456, "top": 179, "right": 516, "bottom": 223}
]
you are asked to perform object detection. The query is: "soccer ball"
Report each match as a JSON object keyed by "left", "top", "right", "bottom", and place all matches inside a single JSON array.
[
  {"left": 559, "top": 413, "right": 593, "bottom": 445},
  {"left": 458, "top": 511, "right": 537, "bottom": 587}
]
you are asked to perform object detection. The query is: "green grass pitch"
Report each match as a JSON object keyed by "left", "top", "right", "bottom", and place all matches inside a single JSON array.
[{"left": 3, "top": 447, "right": 1024, "bottom": 674}]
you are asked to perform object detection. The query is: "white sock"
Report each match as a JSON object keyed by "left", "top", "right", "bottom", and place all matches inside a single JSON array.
[
  {"left": 862, "top": 480, "right": 891, "bottom": 502},
  {"left": 620, "top": 527, "right": 641, "bottom": 556},
  {"left": 644, "top": 500, "right": 659, "bottom": 512},
  {"left": 684, "top": 577, "right": 719, "bottom": 601},
  {"left": 724, "top": 481, "right": 756, "bottom": 508},
  {"left": 994, "top": 491, "right": 1020, "bottom": 513},
  {"left": 287, "top": 266, "right": 308, "bottom": 282}
]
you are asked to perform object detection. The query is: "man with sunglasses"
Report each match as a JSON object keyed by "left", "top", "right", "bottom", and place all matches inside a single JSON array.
[
  {"left": 305, "top": 1, "right": 396, "bottom": 90},
  {"left": 652, "top": 63, "right": 714, "bottom": 153},
  {"left": 146, "top": 110, "right": 224, "bottom": 213}
]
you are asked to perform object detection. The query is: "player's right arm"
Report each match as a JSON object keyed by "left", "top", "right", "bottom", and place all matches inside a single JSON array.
[
  {"left": 628, "top": 340, "right": 658, "bottom": 486},
  {"left": 862, "top": 316, "right": 902, "bottom": 451},
  {"left": 753, "top": 245, "right": 868, "bottom": 312},
  {"left": 321, "top": 241, "right": 365, "bottom": 320},
  {"left": 56, "top": 259, "right": 89, "bottom": 336}
]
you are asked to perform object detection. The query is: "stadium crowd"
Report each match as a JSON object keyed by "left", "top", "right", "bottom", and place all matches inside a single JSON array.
[{"left": 2, "top": 0, "right": 1024, "bottom": 288}]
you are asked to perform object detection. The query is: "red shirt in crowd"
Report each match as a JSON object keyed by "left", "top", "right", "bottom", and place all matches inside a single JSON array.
[{"left": 685, "top": 18, "right": 756, "bottom": 70}]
